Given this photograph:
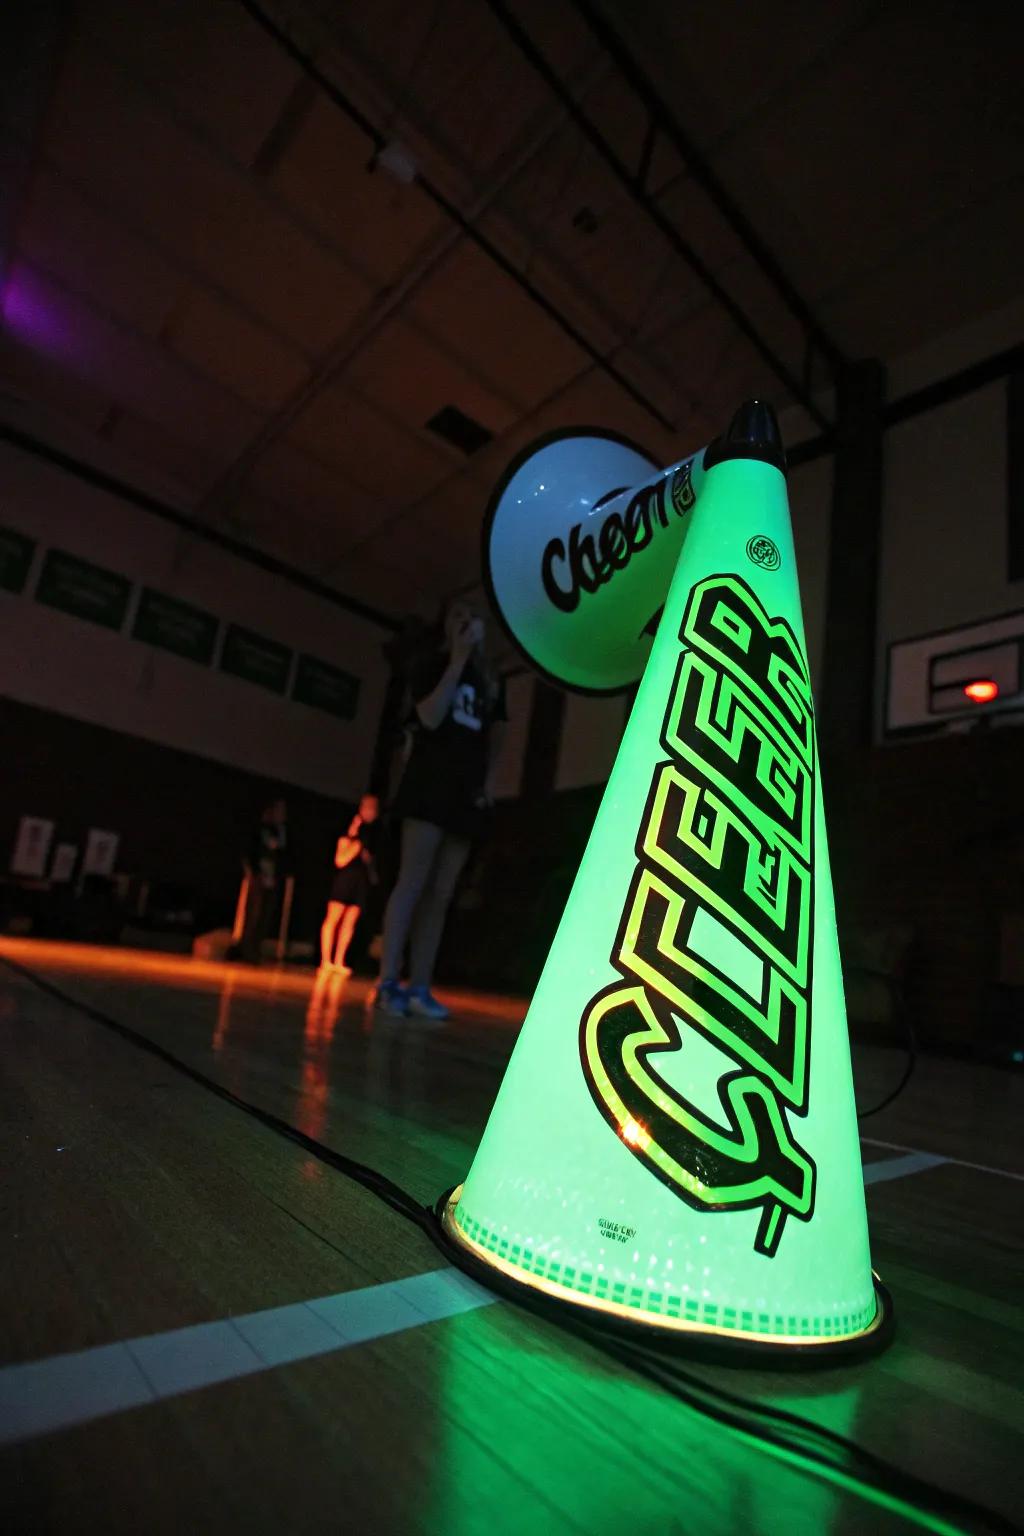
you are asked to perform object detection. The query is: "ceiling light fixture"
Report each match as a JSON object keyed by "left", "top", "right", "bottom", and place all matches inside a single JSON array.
[{"left": 368, "top": 140, "right": 418, "bottom": 185}]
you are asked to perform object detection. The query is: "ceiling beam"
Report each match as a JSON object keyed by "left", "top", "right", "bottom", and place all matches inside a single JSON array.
[
  {"left": 0, "top": 418, "right": 400, "bottom": 630},
  {"left": 194, "top": 94, "right": 595, "bottom": 520},
  {"left": 482, "top": 0, "right": 836, "bottom": 433},
  {"left": 570, "top": 0, "right": 846, "bottom": 377},
  {"left": 285, "top": 2, "right": 697, "bottom": 413},
  {"left": 238, "top": 0, "right": 675, "bottom": 434}
]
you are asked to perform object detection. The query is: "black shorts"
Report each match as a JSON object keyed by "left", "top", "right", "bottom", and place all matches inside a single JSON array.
[
  {"left": 390, "top": 781, "right": 487, "bottom": 841},
  {"left": 330, "top": 862, "right": 370, "bottom": 907}
]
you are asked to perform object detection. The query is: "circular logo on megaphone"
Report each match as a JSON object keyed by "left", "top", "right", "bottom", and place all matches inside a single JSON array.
[
  {"left": 746, "top": 534, "right": 781, "bottom": 571},
  {"left": 670, "top": 463, "right": 697, "bottom": 518}
]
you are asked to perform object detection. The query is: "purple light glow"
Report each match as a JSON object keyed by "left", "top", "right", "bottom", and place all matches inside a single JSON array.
[{"left": 2, "top": 262, "right": 85, "bottom": 362}]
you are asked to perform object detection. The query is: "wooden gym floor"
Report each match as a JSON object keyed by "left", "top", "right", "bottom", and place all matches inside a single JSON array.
[{"left": 1, "top": 938, "right": 1021, "bottom": 1535}]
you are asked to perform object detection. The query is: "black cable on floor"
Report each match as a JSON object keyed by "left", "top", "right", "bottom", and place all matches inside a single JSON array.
[
  {"left": 427, "top": 1195, "right": 1007, "bottom": 1536},
  {"left": 0, "top": 952, "right": 429, "bottom": 1232},
  {"left": 2, "top": 952, "right": 1012, "bottom": 1536},
  {"left": 857, "top": 1014, "right": 918, "bottom": 1120}
]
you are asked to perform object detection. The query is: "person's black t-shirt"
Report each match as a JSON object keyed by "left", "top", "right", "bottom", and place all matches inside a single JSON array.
[
  {"left": 391, "top": 650, "right": 507, "bottom": 837},
  {"left": 249, "top": 821, "right": 287, "bottom": 887}
]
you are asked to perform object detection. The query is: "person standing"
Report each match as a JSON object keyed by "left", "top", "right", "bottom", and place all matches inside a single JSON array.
[
  {"left": 319, "top": 793, "right": 380, "bottom": 974},
  {"left": 375, "top": 602, "right": 506, "bottom": 1018},
  {"left": 239, "top": 798, "right": 287, "bottom": 964}
]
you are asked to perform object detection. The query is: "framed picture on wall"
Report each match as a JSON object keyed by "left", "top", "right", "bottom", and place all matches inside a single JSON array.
[
  {"left": 50, "top": 844, "right": 79, "bottom": 884},
  {"left": 82, "top": 828, "right": 120, "bottom": 880},
  {"left": 10, "top": 816, "right": 55, "bottom": 878}
]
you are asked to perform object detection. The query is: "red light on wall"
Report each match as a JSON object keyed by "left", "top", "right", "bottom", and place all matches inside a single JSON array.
[{"left": 963, "top": 679, "right": 999, "bottom": 703}]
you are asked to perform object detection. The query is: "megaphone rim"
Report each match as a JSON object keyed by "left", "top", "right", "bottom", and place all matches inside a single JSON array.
[
  {"left": 481, "top": 424, "right": 661, "bottom": 697},
  {"left": 438, "top": 1185, "right": 894, "bottom": 1364}
]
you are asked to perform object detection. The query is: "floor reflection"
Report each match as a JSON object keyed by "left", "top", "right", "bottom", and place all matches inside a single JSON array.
[
  {"left": 0, "top": 939, "right": 530, "bottom": 1208},
  {"left": 298, "top": 969, "right": 346, "bottom": 1141},
  {"left": 211, "top": 971, "right": 237, "bottom": 1055}
]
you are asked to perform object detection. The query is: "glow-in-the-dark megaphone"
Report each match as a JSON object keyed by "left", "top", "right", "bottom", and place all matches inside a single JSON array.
[{"left": 446, "top": 401, "right": 892, "bottom": 1361}]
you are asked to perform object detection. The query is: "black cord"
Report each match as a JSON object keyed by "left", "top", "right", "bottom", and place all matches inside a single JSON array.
[
  {"left": 857, "top": 1011, "right": 918, "bottom": 1120},
  {"left": 2, "top": 952, "right": 1012, "bottom": 1536},
  {"left": 0, "top": 953, "right": 428, "bottom": 1231},
  {"left": 427, "top": 1196, "right": 1013, "bottom": 1535}
]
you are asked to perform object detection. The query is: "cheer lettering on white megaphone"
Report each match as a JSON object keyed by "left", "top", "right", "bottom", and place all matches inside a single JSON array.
[
  {"left": 445, "top": 400, "right": 893, "bottom": 1362},
  {"left": 482, "top": 401, "right": 784, "bottom": 694}
]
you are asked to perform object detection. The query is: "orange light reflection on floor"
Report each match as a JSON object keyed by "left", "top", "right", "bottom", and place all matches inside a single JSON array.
[
  {"left": 211, "top": 973, "right": 237, "bottom": 1054},
  {"left": 0, "top": 938, "right": 530, "bottom": 1025},
  {"left": 297, "top": 969, "right": 347, "bottom": 1140},
  {"left": 0, "top": 938, "right": 323, "bottom": 998}
]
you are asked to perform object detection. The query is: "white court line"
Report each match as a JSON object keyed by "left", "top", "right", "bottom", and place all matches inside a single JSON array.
[
  {"left": 0, "top": 1266, "right": 497, "bottom": 1448},
  {"left": 0, "top": 1147, "right": 982, "bottom": 1448},
  {"left": 861, "top": 1136, "right": 1024, "bottom": 1184},
  {"left": 861, "top": 1151, "right": 947, "bottom": 1185}
]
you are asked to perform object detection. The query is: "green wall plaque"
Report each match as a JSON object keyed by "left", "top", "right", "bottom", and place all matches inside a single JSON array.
[
  {"left": 35, "top": 548, "right": 131, "bottom": 631},
  {"left": 220, "top": 622, "right": 292, "bottom": 694},
  {"left": 292, "top": 654, "right": 360, "bottom": 719},
  {"left": 132, "top": 587, "right": 218, "bottom": 665}
]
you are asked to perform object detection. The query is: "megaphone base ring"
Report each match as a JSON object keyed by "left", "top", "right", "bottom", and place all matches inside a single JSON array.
[{"left": 439, "top": 1185, "right": 894, "bottom": 1366}]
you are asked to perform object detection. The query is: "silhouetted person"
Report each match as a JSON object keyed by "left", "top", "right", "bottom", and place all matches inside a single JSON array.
[
  {"left": 240, "top": 798, "right": 287, "bottom": 964},
  {"left": 375, "top": 601, "right": 506, "bottom": 1019},
  {"left": 319, "top": 793, "right": 380, "bottom": 974}
]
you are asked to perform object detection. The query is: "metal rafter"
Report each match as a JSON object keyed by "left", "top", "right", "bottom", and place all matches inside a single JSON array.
[
  {"left": 239, "top": 0, "right": 676, "bottom": 433},
  {"left": 294, "top": 0, "right": 697, "bottom": 417},
  {"left": 571, "top": 0, "right": 847, "bottom": 377},
  {"left": 482, "top": 0, "right": 839, "bottom": 432}
]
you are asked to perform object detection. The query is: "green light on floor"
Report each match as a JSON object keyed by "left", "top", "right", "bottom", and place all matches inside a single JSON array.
[{"left": 448, "top": 446, "right": 882, "bottom": 1350}]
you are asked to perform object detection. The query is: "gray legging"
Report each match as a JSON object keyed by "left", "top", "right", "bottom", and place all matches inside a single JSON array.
[{"left": 380, "top": 818, "right": 471, "bottom": 989}]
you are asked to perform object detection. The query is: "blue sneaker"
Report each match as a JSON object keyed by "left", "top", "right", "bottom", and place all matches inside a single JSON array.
[
  {"left": 406, "top": 986, "right": 449, "bottom": 1021},
  {"left": 374, "top": 980, "right": 408, "bottom": 1016}
]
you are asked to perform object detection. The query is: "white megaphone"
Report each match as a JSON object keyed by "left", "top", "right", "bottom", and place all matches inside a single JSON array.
[{"left": 482, "top": 401, "right": 786, "bottom": 694}]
